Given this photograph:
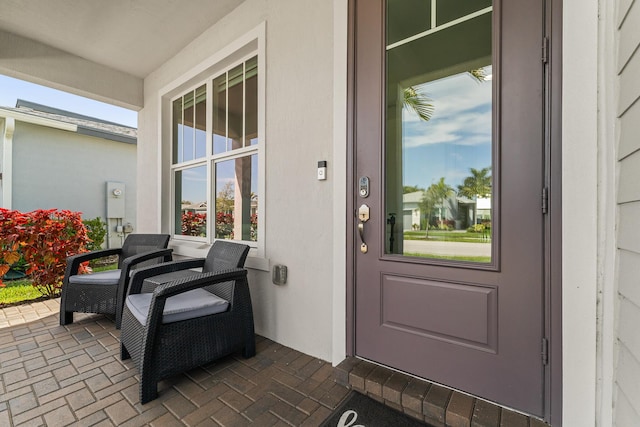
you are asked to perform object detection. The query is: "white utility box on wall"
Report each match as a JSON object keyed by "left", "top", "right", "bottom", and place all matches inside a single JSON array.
[{"left": 106, "top": 182, "right": 125, "bottom": 219}]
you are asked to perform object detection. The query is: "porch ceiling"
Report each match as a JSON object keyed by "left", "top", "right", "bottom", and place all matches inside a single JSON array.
[{"left": 0, "top": 0, "right": 246, "bottom": 79}]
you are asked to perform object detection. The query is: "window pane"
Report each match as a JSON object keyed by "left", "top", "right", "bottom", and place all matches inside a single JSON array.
[
  {"left": 175, "top": 165, "right": 207, "bottom": 237},
  {"left": 195, "top": 85, "right": 207, "bottom": 159},
  {"left": 387, "top": 0, "right": 432, "bottom": 45},
  {"left": 212, "top": 73, "right": 228, "bottom": 155},
  {"left": 385, "top": 3, "right": 493, "bottom": 263},
  {"left": 435, "top": 0, "right": 492, "bottom": 26},
  {"left": 172, "top": 98, "right": 183, "bottom": 164},
  {"left": 183, "top": 91, "right": 195, "bottom": 162},
  {"left": 245, "top": 56, "right": 258, "bottom": 146},
  {"left": 215, "top": 154, "right": 258, "bottom": 242},
  {"left": 227, "top": 64, "right": 244, "bottom": 151}
]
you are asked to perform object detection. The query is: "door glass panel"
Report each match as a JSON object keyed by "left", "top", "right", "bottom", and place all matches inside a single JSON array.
[{"left": 385, "top": 1, "right": 493, "bottom": 263}]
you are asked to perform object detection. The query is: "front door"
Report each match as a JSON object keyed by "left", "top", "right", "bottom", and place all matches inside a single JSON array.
[{"left": 352, "top": 0, "right": 547, "bottom": 416}]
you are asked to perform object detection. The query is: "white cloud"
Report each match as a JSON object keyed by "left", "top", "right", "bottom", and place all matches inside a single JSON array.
[{"left": 401, "top": 68, "right": 493, "bottom": 148}]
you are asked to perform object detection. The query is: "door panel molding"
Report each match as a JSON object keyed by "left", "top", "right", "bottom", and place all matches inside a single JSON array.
[{"left": 381, "top": 274, "right": 498, "bottom": 351}]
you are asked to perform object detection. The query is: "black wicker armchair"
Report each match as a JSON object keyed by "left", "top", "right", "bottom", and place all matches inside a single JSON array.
[
  {"left": 59, "top": 234, "right": 172, "bottom": 328},
  {"left": 120, "top": 268, "right": 255, "bottom": 403}
]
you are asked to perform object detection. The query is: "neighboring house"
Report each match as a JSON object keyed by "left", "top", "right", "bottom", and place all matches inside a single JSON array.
[
  {"left": 0, "top": 1, "right": 636, "bottom": 425},
  {"left": 0, "top": 100, "right": 137, "bottom": 249},
  {"left": 402, "top": 191, "right": 487, "bottom": 231}
]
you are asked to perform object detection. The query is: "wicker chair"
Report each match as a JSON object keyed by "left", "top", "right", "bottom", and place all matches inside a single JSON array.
[
  {"left": 59, "top": 234, "right": 172, "bottom": 328},
  {"left": 120, "top": 268, "right": 255, "bottom": 403}
]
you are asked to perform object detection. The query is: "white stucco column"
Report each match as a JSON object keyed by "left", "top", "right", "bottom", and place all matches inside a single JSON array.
[{"left": 562, "top": 0, "right": 599, "bottom": 425}]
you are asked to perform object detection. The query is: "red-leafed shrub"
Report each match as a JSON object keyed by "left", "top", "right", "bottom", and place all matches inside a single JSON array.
[
  {"left": 181, "top": 211, "right": 207, "bottom": 237},
  {"left": 0, "top": 209, "right": 90, "bottom": 297}
]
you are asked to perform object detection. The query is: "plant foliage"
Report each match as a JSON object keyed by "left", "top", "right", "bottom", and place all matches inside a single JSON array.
[
  {"left": 83, "top": 217, "right": 107, "bottom": 252},
  {"left": 0, "top": 209, "right": 90, "bottom": 296}
]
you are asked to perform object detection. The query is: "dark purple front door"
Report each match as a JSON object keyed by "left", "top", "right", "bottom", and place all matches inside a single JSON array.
[{"left": 352, "top": 0, "right": 547, "bottom": 416}]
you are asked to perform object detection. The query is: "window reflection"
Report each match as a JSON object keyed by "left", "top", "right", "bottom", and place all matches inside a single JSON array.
[
  {"left": 215, "top": 155, "right": 258, "bottom": 242},
  {"left": 175, "top": 165, "right": 207, "bottom": 237},
  {"left": 385, "top": 2, "right": 493, "bottom": 263}
]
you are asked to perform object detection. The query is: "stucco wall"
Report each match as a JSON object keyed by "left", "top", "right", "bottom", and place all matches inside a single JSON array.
[
  {"left": 615, "top": 0, "right": 640, "bottom": 425},
  {"left": 11, "top": 122, "right": 137, "bottom": 247},
  {"left": 137, "top": 0, "right": 337, "bottom": 361}
]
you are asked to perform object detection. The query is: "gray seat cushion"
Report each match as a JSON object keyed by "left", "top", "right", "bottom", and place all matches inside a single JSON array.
[
  {"left": 68, "top": 269, "right": 121, "bottom": 285},
  {"left": 126, "top": 288, "right": 229, "bottom": 325}
]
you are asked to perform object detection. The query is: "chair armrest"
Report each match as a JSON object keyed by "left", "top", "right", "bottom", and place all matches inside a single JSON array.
[
  {"left": 121, "top": 249, "right": 173, "bottom": 271},
  {"left": 120, "top": 248, "right": 173, "bottom": 291},
  {"left": 128, "top": 258, "right": 206, "bottom": 295},
  {"left": 142, "top": 268, "right": 247, "bottom": 332},
  {"left": 65, "top": 248, "right": 122, "bottom": 277},
  {"left": 153, "top": 268, "right": 247, "bottom": 299},
  {"left": 114, "top": 248, "right": 173, "bottom": 329}
]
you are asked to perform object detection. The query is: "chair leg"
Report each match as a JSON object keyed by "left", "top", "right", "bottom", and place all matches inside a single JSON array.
[
  {"left": 60, "top": 311, "right": 73, "bottom": 326},
  {"left": 121, "top": 344, "right": 130, "bottom": 360},
  {"left": 243, "top": 335, "right": 256, "bottom": 358},
  {"left": 140, "top": 379, "right": 158, "bottom": 404}
]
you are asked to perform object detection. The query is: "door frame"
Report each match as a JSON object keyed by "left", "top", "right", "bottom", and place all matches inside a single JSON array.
[{"left": 344, "top": 0, "right": 563, "bottom": 424}]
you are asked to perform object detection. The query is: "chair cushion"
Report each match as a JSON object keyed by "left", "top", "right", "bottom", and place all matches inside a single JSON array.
[
  {"left": 68, "top": 269, "right": 121, "bottom": 286},
  {"left": 126, "top": 288, "right": 229, "bottom": 325}
]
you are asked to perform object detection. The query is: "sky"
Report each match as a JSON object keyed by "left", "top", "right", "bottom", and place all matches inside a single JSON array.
[
  {"left": 0, "top": 74, "right": 138, "bottom": 128},
  {"left": 401, "top": 66, "right": 493, "bottom": 191}
]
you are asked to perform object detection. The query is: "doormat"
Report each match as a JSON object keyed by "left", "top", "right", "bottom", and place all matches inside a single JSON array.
[{"left": 320, "top": 392, "right": 433, "bottom": 427}]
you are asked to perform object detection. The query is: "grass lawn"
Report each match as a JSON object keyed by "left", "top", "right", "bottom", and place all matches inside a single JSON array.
[
  {"left": 403, "top": 252, "right": 491, "bottom": 263},
  {"left": 0, "top": 263, "right": 118, "bottom": 307},
  {"left": 404, "top": 230, "right": 491, "bottom": 243},
  {"left": 0, "top": 278, "right": 45, "bottom": 306}
]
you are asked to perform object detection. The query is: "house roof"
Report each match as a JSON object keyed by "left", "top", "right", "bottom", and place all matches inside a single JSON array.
[{"left": 0, "top": 99, "right": 137, "bottom": 144}]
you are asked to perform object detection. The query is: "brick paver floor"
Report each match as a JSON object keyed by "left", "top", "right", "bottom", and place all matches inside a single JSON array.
[{"left": 0, "top": 299, "right": 349, "bottom": 426}]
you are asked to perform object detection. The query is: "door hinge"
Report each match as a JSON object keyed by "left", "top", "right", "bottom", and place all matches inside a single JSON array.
[
  {"left": 542, "top": 36, "right": 549, "bottom": 64},
  {"left": 542, "top": 338, "right": 549, "bottom": 365},
  {"left": 542, "top": 187, "right": 549, "bottom": 214}
]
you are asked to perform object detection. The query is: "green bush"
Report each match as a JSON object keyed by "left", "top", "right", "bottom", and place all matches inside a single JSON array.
[
  {"left": 467, "top": 224, "right": 485, "bottom": 233},
  {"left": 83, "top": 217, "right": 107, "bottom": 252}
]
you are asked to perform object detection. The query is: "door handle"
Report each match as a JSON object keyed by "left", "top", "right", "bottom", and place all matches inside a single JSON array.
[{"left": 358, "top": 204, "right": 370, "bottom": 253}]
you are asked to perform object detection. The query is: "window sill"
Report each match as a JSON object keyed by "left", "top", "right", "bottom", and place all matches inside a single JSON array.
[{"left": 169, "top": 239, "right": 270, "bottom": 272}]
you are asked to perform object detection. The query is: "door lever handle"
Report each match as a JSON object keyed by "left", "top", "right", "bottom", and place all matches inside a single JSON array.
[
  {"left": 357, "top": 204, "right": 370, "bottom": 253},
  {"left": 358, "top": 222, "right": 367, "bottom": 253}
]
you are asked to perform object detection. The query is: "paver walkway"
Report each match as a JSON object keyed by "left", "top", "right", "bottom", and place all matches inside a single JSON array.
[
  {"left": 0, "top": 299, "right": 349, "bottom": 426},
  {"left": 1, "top": 299, "right": 549, "bottom": 427}
]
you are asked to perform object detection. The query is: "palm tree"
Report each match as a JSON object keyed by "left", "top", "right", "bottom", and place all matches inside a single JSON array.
[
  {"left": 403, "top": 86, "right": 434, "bottom": 122},
  {"left": 457, "top": 167, "right": 492, "bottom": 226},
  {"left": 428, "top": 177, "right": 455, "bottom": 229},
  {"left": 468, "top": 68, "right": 488, "bottom": 82},
  {"left": 420, "top": 189, "right": 437, "bottom": 237}
]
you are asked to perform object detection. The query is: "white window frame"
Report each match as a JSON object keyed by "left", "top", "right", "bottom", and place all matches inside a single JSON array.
[{"left": 160, "top": 23, "right": 267, "bottom": 266}]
